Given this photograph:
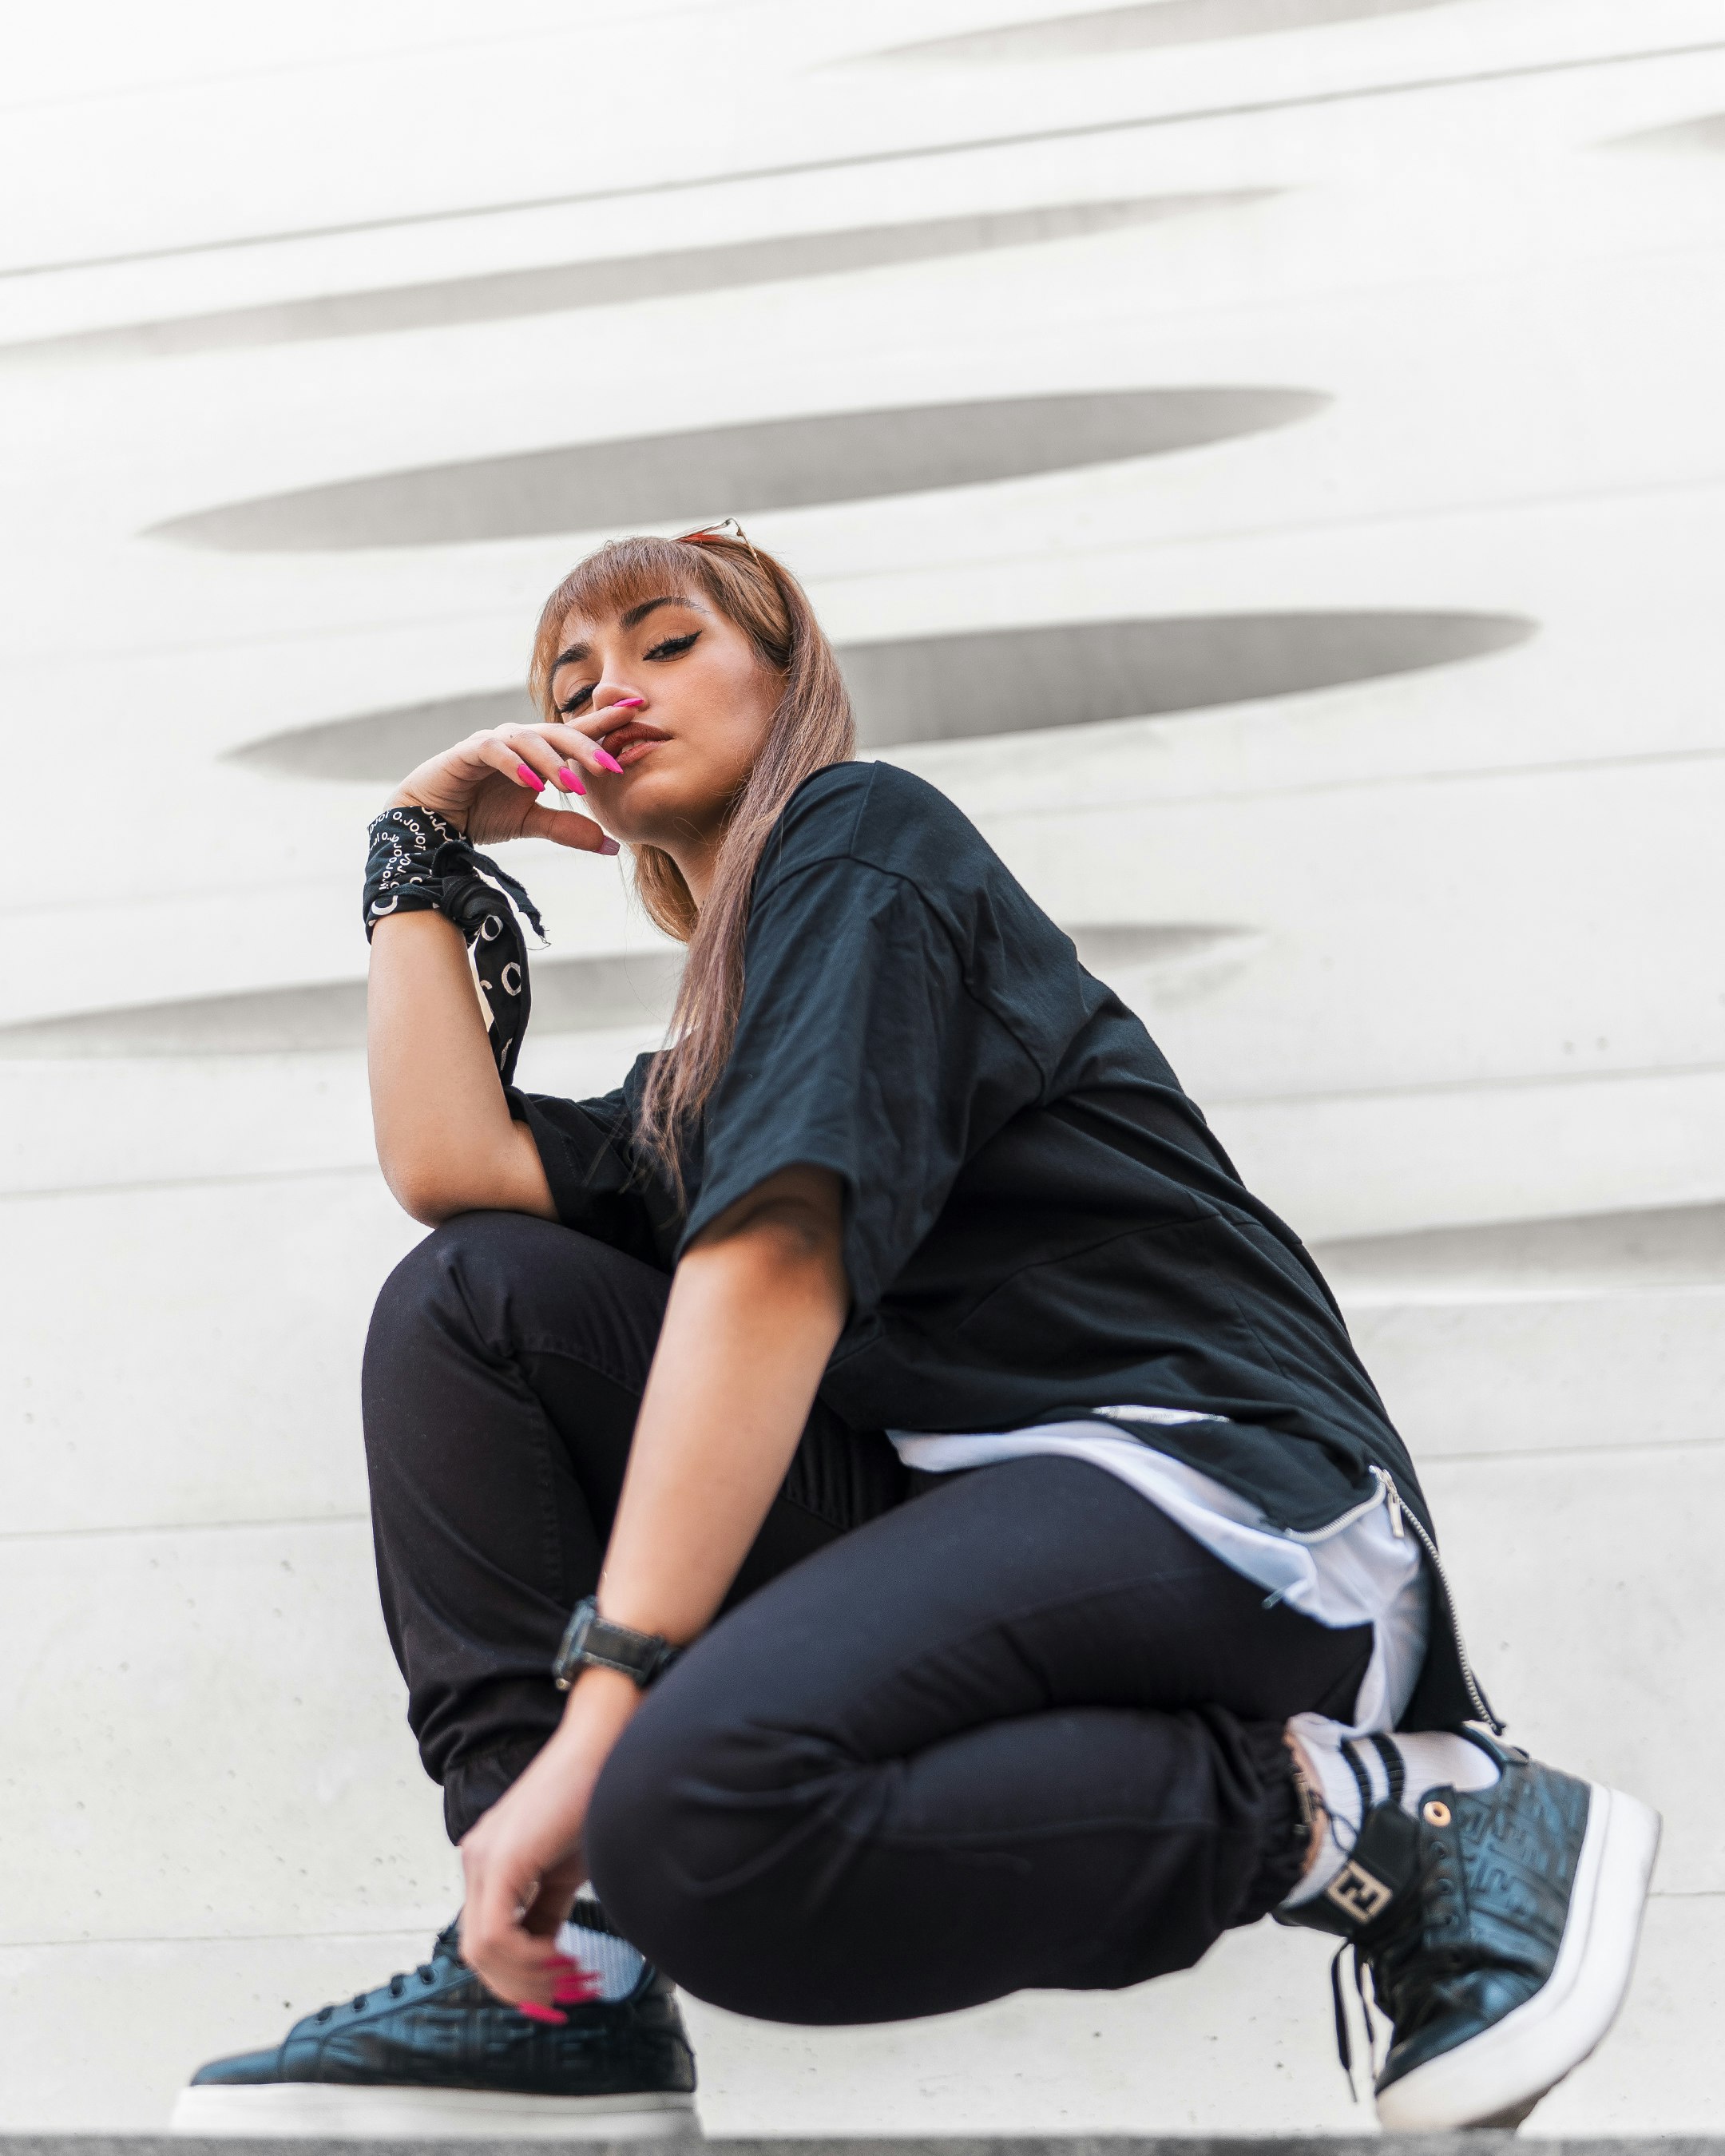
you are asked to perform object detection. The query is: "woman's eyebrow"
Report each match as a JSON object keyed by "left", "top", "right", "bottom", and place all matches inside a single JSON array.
[
  {"left": 552, "top": 595, "right": 706, "bottom": 678},
  {"left": 621, "top": 593, "right": 705, "bottom": 631},
  {"left": 551, "top": 640, "right": 591, "bottom": 680}
]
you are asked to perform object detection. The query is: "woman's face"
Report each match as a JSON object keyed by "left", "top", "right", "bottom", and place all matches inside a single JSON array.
[{"left": 549, "top": 590, "right": 782, "bottom": 863}]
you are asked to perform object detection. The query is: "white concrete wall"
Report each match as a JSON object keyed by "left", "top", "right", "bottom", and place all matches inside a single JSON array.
[{"left": 3, "top": 0, "right": 1723, "bottom": 2130}]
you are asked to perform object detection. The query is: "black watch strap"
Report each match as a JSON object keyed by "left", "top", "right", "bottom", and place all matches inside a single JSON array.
[{"left": 552, "top": 1596, "right": 682, "bottom": 1691}]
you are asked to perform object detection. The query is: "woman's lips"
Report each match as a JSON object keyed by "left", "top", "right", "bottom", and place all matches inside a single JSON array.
[{"left": 597, "top": 722, "right": 669, "bottom": 769}]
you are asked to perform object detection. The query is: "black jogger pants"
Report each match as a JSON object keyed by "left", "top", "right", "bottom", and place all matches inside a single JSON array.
[{"left": 363, "top": 1211, "right": 1372, "bottom": 2023}]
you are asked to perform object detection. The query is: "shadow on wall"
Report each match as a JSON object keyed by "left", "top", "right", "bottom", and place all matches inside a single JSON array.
[
  {"left": 2, "top": 194, "right": 1271, "bottom": 364},
  {"left": 859, "top": 0, "right": 1465, "bottom": 65},
  {"left": 228, "top": 611, "right": 1535, "bottom": 781},
  {"left": 0, "top": 927, "right": 1254, "bottom": 1057},
  {"left": 145, "top": 390, "right": 1327, "bottom": 550}
]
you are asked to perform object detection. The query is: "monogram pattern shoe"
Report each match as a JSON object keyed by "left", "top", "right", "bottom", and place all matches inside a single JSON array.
[
  {"left": 170, "top": 1912, "right": 697, "bottom": 2138},
  {"left": 1279, "top": 1733, "right": 1659, "bottom": 2129}
]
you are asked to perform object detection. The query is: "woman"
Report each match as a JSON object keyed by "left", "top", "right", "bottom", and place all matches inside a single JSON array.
[{"left": 176, "top": 530, "right": 1657, "bottom": 2138}]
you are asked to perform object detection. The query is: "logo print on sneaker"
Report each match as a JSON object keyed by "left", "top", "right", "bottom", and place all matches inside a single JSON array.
[{"left": 1326, "top": 1858, "right": 1394, "bottom": 1924}]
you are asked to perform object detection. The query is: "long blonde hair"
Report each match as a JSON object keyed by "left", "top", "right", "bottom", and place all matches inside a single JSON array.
[{"left": 528, "top": 532, "right": 855, "bottom": 1190}]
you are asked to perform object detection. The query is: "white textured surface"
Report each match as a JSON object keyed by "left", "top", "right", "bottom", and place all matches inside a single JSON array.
[
  {"left": 2, "top": 1899, "right": 1719, "bottom": 2134},
  {"left": 3, "top": 0, "right": 1722, "bottom": 2133}
]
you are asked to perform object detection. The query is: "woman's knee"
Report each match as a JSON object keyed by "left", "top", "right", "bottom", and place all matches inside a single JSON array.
[
  {"left": 585, "top": 1660, "right": 865, "bottom": 2014},
  {"left": 361, "top": 1214, "right": 569, "bottom": 1470},
  {"left": 366, "top": 1211, "right": 598, "bottom": 1374},
  {"left": 369, "top": 1211, "right": 502, "bottom": 1353},
  {"left": 585, "top": 1691, "right": 700, "bottom": 1956},
  {"left": 371, "top": 1213, "right": 668, "bottom": 1387},
  {"left": 585, "top": 1683, "right": 775, "bottom": 1986}
]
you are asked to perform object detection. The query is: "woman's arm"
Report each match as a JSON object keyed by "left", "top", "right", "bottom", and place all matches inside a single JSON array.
[
  {"left": 597, "top": 1163, "right": 849, "bottom": 1632},
  {"left": 457, "top": 1163, "right": 848, "bottom": 2005},
  {"left": 364, "top": 716, "right": 621, "bottom": 1225},
  {"left": 367, "top": 910, "right": 554, "bottom": 1225}
]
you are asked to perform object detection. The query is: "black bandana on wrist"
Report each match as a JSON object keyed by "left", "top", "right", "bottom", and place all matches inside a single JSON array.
[{"left": 363, "top": 804, "right": 546, "bottom": 1086}]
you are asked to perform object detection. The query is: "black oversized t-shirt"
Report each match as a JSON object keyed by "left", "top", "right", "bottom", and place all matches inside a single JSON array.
[{"left": 510, "top": 760, "right": 1435, "bottom": 1552}]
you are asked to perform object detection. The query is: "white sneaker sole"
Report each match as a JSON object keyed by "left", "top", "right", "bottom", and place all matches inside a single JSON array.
[
  {"left": 169, "top": 2082, "right": 699, "bottom": 2139},
  {"left": 1375, "top": 1780, "right": 1660, "bottom": 2131}
]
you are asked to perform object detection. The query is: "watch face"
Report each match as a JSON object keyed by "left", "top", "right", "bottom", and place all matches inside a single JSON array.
[{"left": 552, "top": 1597, "right": 599, "bottom": 1690}]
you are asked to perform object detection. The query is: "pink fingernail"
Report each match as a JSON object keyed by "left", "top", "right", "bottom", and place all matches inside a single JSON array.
[
  {"left": 517, "top": 763, "right": 542, "bottom": 789},
  {"left": 553, "top": 1972, "right": 602, "bottom": 2003},
  {"left": 556, "top": 767, "right": 586, "bottom": 795},
  {"left": 613, "top": 696, "right": 646, "bottom": 710},
  {"left": 593, "top": 748, "right": 625, "bottom": 774},
  {"left": 518, "top": 2002, "right": 567, "bottom": 2025},
  {"left": 600, "top": 838, "right": 621, "bottom": 857}
]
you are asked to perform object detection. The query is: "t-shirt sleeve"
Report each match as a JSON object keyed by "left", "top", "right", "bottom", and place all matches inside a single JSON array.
[
  {"left": 679, "top": 857, "right": 1044, "bottom": 1312},
  {"left": 506, "top": 1070, "right": 673, "bottom": 1269}
]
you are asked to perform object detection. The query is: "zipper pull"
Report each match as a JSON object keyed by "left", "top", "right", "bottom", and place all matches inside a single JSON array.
[{"left": 1376, "top": 1466, "right": 1406, "bottom": 1540}]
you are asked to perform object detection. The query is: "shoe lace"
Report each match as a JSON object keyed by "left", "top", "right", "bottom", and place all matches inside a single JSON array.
[
  {"left": 313, "top": 1960, "right": 438, "bottom": 2023},
  {"left": 1326, "top": 1942, "right": 1382, "bottom": 2104},
  {"left": 1329, "top": 1829, "right": 1469, "bottom": 2097}
]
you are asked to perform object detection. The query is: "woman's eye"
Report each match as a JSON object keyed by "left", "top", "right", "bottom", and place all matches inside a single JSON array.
[
  {"left": 557, "top": 685, "right": 594, "bottom": 715},
  {"left": 644, "top": 632, "right": 700, "bottom": 661}
]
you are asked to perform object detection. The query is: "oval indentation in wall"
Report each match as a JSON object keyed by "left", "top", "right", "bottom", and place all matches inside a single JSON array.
[
  {"left": 868, "top": 0, "right": 1460, "bottom": 65},
  {"left": 8, "top": 193, "right": 1270, "bottom": 365},
  {"left": 0, "top": 921, "right": 1250, "bottom": 1057},
  {"left": 1071, "top": 921, "right": 1265, "bottom": 1002},
  {"left": 228, "top": 611, "right": 1534, "bottom": 782},
  {"left": 1312, "top": 1202, "right": 1725, "bottom": 1300},
  {"left": 1607, "top": 113, "right": 1725, "bottom": 155},
  {"left": 840, "top": 612, "right": 1533, "bottom": 747},
  {"left": 231, "top": 690, "right": 531, "bottom": 782},
  {"left": 147, "top": 388, "right": 1328, "bottom": 551},
  {"left": 0, "top": 951, "right": 688, "bottom": 1059}
]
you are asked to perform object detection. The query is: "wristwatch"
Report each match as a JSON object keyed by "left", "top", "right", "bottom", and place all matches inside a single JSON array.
[{"left": 552, "top": 1596, "right": 683, "bottom": 1691}]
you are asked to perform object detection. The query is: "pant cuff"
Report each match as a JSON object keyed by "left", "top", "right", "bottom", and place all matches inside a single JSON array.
[
  {"left": 1233, "top": 1718, "right": 1311, "bottom": 1924},
  {"left": 442, "top": 1732, "right": 552, "bottom": 1844}
]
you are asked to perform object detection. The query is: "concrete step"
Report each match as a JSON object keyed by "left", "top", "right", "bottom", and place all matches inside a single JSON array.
[{"left": 5, "top": 2142, "right": 1724, "bottom": 2156}]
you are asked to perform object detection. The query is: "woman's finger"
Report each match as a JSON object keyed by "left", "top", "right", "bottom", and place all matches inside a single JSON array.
[
  {"left": 538, "top": 709, "right": 634, "bottom": 771},
  {"left": 511, "top": 719, "right": 629, "bottom": 784},
  {"left": 553, "top": 699, "right": 644, "bottom": 749},
  {"left": 460, "top": 1852, "right": 568, "bottom": 2011},
  {"left": 519, "top": 803, "right": 621, "bottom": 855},
  {"left": 478, "top": 729, "right": 566, "bottom": 796},
  {"left": 529, "top": 727, "right": 597, "bottom": 791},
  {"left": 525, "top": 1855, "right": 592, "bottom": 1936}
]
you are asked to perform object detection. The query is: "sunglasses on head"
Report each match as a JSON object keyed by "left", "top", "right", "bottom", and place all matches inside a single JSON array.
[{"left": 675, "top": 517, "right": 760, "bottom": 563}]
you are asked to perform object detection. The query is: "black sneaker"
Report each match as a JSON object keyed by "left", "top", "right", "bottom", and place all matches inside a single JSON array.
[
  {"left": 1279, "top": 1733, "right": 1659, "bottom": 2129},
  {"left": 170, "top": 1912, "right": 698, "bottom": 2138}
]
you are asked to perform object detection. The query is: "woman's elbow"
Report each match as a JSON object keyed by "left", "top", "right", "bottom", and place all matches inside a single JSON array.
[
  {"left": 375, "top": 1138, "right": 491, "bottom": 1227},
  {"left": 379, "top": 1132, "right": 557, "bottom": 1228},
  {"left": 381, "top": 1158, "right": 463, "bottom": 1227}
]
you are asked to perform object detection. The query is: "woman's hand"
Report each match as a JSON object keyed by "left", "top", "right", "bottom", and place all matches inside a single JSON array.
[
  {"left": 391, "top": 715, "right": 636, "bottom": 854},
  {"left": 458, "top": 1666, "right": 644, "bottom": 2014}
]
